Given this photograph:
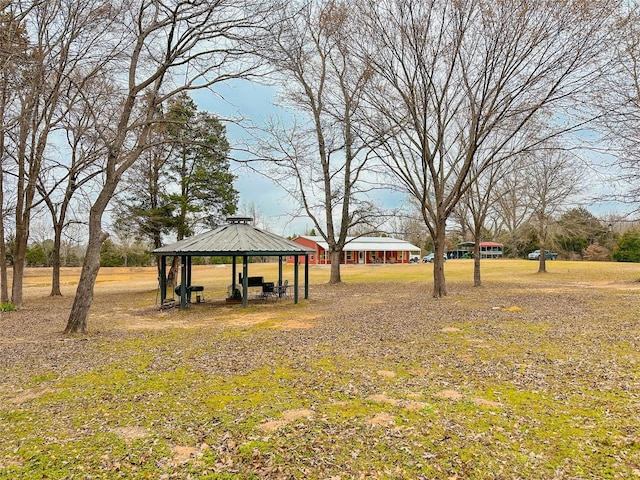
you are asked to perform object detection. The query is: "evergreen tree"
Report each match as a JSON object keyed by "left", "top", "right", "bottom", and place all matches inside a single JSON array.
[
  {"left": 613, "top": 230, "right": 640, "bottom": 263},
  {"left": 164, "top": 94, "right": 237, "bottom": 239},
  {"left": 116, "top": 94, "right": 238, "bottom": 247},
  {"left": 555, "top": 207, "right": 608, "bottom": 258}
]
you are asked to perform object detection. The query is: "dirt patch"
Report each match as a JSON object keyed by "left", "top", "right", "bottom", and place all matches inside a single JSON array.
[
  {"left": 368, "top": 393, "right": 401, "bottom": 406},
  {"left": 171, "top": 445, "right": 201, "bottom": 464},
  {"left": 403, "top": 401, "right": 429, "bottom": 411},
  {"left": 436, "top": 390, "right": 464, "bottom": 401},
  {"left": 112, "top": 426, "right": 148, "bottom": 441},
  {"left": 471, "top": 398, "right": 502, "bottom": 409},
  {"left": 272, "top": 319, "right": 316, "bottom": 330},
  {"left": 258, "top": 409, "right": 315, "bottom": 432},
  {"left": 368, "top": 394, "right": 429, "bottom": 411},
  {"left": 6, "top": 386, "right": 53, "bottom": 404},
  {"left": 367, "top": 412, "right": 395, "bottom": 426},
  {"left": 257, "top": 420, "right": 289, "bottom": 432},
  {"left": 282, "top": 408, "right": 314, "bottom": 421}
]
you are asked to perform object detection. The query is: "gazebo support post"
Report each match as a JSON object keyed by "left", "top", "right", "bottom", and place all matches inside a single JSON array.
[
  {"left": 294, "top": 255, "right": 299, "bottom": 304},
  {"left": 160, "top": 255, "right": 166, "bottom": 306},
  {"left": 180, "top": 255, "right": 188, "bottom": 309},
  {"left": 232, "top": 256, "right": 237, "bottom": 290},
  {"left": 278, "top": 256, "right": 283, "bottom": 287},
  {"left": 187, "top": 256, "right": 192, "bottom": 302},
  {"left": 304, "top": 254, "right": 309, "bottom": 299},
  {"left": 242, "top": 256, "right": 248, "bottom": 308}
]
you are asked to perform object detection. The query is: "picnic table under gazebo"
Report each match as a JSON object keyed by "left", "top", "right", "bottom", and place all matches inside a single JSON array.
[{"left": 153, "top": 217, "right": 315, "bottom": 309}]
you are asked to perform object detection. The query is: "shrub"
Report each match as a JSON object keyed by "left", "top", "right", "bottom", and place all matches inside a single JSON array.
[
  {"left": 582, "top": 243, "right": 611, "bottom": 261},
  {"left": 612, "top": 230, "right": 640, "bottom": 263},
  {"left": 0, "top": 302, "right": 17, "bottom": 312}
]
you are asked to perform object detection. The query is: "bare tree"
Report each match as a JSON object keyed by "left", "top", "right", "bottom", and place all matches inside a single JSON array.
[
  {"left": 36, "top": 83, "right": 106, "bottom": 296},
  {"left": 524, "top": 149, "right": 584, "bottom": 273},
  {"left": 492, "top": 156, "right": 536, "bottom": 259},
  {"left": 0, "top": 3, "right": 30, "bottom": 303},
  {"left": 358, "top": 0, "right": 616, "bottom": 297},
  {"left": 64, "top": 0, "right": 272, "bottom": 334},
  {"left": 3, "top": 0, "right": 117, "bottom": 307},
  {"left": 459, "top": 155, "right": 511, "bottom": 286},
  {"left": 597, "top": 4, "right": 640, "bottom": 215},
  {"left": 256, "top": 0, "right": 385, "bottom": 284}
]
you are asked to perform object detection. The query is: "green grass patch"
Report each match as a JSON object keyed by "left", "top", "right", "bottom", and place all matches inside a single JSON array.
[{"left": 0, "top": 302, "right": 16, "bottom": 312}]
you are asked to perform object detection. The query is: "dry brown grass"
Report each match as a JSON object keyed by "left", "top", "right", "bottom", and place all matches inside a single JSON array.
[{"left": 1, "top": 260, "right": 639, "bottom": 479}]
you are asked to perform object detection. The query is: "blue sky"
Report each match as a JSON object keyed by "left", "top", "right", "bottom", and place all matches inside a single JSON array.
[
  {"left": 193, "top": 79, "right": 628, "bottom": 238},
  {"left": 195, "top": 80, "right": 408, "bottom": 237},
  {"left": 193, "top": 81, "right": 310, "bottom": 236}
]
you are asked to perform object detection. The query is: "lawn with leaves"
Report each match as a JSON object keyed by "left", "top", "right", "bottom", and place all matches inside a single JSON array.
[{"left": 0, "top": 261, "right": 639, "bottom": 479}]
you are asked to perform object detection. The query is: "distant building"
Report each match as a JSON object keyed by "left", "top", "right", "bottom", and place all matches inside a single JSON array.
[
  {"left": 449, "top": 241, "right": 504, "bottom": 259},
  {"left": 288, "top": 236, "right": 421, "bottom": 265}
]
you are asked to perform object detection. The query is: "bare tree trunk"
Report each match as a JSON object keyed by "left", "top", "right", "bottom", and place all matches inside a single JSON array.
[
  {"left": 50, "top": 224, "right": 63, "bottom": 296},
  {"left": 64, "top": 200, "right": 109, "bottom": 334},
  {"left": 538, "top": 246, "right": 547, "bottom": 273},
  {"left": 432, "top": 219, "right": 447, "bottom": 297},
  {"left": 0, "top": 204, "right": 7, "bottom": 303},
  {"left": 473, "top": 241, "right": 482, "bottom": 287},
  {"left": 11, "top": 226, "right": 27, "bottom": 307},
  {"left": 11, "top": 111, "right": 30, "bottom": 308},
  {"left": 0, "top": 144, "right": 7, "bottom": 304},
  {"left": 0, "top": 70, "right": 9, "bottom": 303},
  {"left": 329, "top": 250, "right": 341, "bottom": 284},
  {"left": 167, "top": 256, "right": 180, "bottom": 287}
]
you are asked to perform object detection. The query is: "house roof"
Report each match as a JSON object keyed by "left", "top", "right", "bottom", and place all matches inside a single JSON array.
[
  {"left": 298, "top": 235, "right": 420, "bottom": 252},
  {"left": 153, "top": 218, "right": 316, "bottom": 257}
]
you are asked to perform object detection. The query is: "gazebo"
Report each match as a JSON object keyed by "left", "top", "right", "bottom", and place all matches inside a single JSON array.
[{"left": 153, "top": 217, "right": 315, "bottom": 309}]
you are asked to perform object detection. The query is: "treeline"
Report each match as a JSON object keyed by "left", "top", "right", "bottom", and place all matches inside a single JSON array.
[{"left": 13, "top": 239, "right": 271, "bottom": 268}]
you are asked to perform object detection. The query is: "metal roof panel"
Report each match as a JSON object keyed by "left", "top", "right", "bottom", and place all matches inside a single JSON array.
[{"left": 153, "top": 222, "right": 315, "bottom": 256}]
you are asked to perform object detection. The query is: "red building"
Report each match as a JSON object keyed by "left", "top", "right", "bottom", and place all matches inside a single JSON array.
[{"left": 288, "top": 236, "right": 421, "bottom": 265}]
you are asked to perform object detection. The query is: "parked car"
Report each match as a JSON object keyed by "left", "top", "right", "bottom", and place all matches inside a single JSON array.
[
  {"left": 409, "top": 254, "right": 420, "bottom": 263},
  {"left": 528, "top": 249, "right": 558, "bottom": 260},
  {"left": 423, "top": 253, "right": 447, "bottom": 263}
]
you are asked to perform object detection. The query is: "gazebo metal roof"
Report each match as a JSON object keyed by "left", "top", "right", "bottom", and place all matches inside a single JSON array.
[{"left": 153, "top": 217, "right": 315, "bottom": 257}]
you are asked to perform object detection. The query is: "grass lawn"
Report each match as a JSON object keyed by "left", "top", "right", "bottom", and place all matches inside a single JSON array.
[{"left": 1, "top": 260, "right": 639, "bottom": 479}]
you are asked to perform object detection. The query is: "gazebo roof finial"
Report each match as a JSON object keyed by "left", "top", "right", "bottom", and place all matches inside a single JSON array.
[{"left": 226, "top": 216, "right": 253, "bottom": 224}]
